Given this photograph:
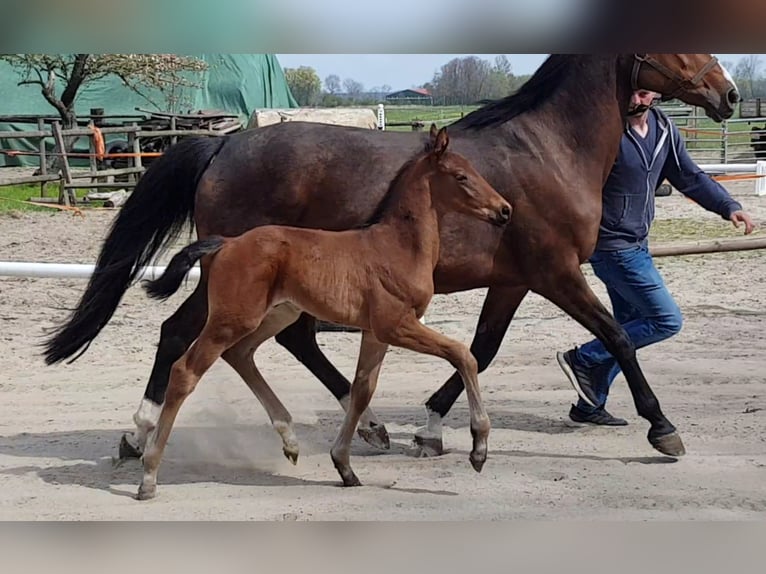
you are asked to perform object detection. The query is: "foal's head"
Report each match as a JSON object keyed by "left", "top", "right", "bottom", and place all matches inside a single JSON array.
[{"left": 425, "top": 124, "right": 511, "bottom": 226}]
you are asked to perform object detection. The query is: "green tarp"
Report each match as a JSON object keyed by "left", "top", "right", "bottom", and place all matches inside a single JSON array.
[{"left": 0, "top": 54, "right": 298, "bottom": 167}]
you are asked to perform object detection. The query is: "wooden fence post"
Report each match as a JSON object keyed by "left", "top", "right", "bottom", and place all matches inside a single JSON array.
[
  {"left": 36, "top": 117, "right": 47, "bottom": 198},
  {"left": 51, "top": 121, "right": 75, "bottom": 206}
]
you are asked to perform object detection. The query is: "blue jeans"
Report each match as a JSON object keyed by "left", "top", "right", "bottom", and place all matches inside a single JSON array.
[{"left": 573, "top": 245, "right": 683, "bottom": 413}]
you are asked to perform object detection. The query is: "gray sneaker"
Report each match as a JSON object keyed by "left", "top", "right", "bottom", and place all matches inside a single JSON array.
[{"left": 557, "top": 349, "right": 600, "bottom": 408}]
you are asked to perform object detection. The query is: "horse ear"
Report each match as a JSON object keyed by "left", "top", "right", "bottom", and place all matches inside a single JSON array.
[
  {"left": 435, "top": 126, "right": 449, "bottom": 156},
  {"left": 429, "top": 123, "right": 438, "bottom": 148}
]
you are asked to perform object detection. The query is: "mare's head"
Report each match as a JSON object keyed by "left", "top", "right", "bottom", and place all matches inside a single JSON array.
[
  {"left": 630, "top": 54, "right": 739, "bottom": 122},
  {"left": 425, "top": 124, "right": 511, "bottom": 226}
]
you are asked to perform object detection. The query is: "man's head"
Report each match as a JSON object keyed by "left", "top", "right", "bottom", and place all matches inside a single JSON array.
[{"left": 628, "top": 89, "right": 660, "bottom": 117}]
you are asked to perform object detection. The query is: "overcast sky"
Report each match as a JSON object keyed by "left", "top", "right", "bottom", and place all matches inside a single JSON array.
[{"left": 275, "top": 54, "right": 754, "bottom": 91}]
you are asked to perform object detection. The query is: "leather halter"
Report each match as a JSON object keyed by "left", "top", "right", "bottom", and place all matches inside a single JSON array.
[{"left": 631, "top": 54, "right": 720, "bottom": 101}]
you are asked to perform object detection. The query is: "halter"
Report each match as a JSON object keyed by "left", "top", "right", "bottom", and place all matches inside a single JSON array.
[{"left": 631, "top": 54, "right": 720, "bottom": 101}]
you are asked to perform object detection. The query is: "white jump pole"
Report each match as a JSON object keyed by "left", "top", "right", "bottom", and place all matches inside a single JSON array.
[
  {"left": 377, "top": 103, "right": 385, "bottom": 131},
  {"left": 0, "top": 262, "right": 200, "bottom": 281},
  {"left": 757, "top": 161, "right": 766, "bottom": 197},
  {"left": 698, "top": 163, "right": 757, "bottom": 173}
]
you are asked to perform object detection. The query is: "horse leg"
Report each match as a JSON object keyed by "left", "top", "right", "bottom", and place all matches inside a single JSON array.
[
  {"left": 330, "top": 330, "right": 388, "bottom": 486},
  {"left": 536, "top": 266, "right": 684, "bottom": 457},
  {"left": 221, "top": 304, "right": 303, "bottom": 464},
  {"left": 137, "top": 321, "right": 248, "bottom": 500},
  {"left": 381, "top": 314, "right": 490, "bottom": 472},
  {"left": 120, "top": 282, "right": 208, "bottom": 460},
  {"left": 415, "top": 286, "right": 528, "bottom": 456},
  {"left": 275, "top": 313, "right": 390, "bottom": 450}
]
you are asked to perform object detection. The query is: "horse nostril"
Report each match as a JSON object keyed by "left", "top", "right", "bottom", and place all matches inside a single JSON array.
[
  {"left": 728, "top": 89, "right": 740, "bottom": 106},
  {"left": 500, "top": 205, "right": 511, "bottom": 221}
]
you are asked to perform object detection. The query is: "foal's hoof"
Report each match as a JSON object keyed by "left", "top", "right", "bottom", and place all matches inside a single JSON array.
[
  {"left": 469, "top": 451, "right": 486, "bottom": 473},
  {"left": 136, "top": 483, "right": 157, "bottom": 501},
  {"left": 649, "top": 431, "right": 686, "bottom": 457},
  {"left": 412, "top": 430, "right": 444, "bottom": 458},
  {"left": 283, "top": 446, "right": 299, "bottom": 466},
  {"left": 119, "top": 433, "right": 143, "bottom": 460},
  {"left": 357, "top": 422, "right": 391, "bottom": 450}
]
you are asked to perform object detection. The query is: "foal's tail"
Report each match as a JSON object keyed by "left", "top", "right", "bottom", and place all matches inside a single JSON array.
[
  {"left": 144, "top": 237, "right": 226, "bottom": 301},
  {"left": 42, "top": 136, "right": 227, "bottom": 365}
]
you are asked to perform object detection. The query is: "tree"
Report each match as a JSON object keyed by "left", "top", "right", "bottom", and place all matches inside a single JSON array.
[
  {"left": 343, "top": 78, "right": 365, "bottom": 99},
  {"left": 734, "top": 54, "right": 763, "bottom": 99},
  {"left": 0, "top": 54, "right": 207, "bottom": 129},
  {"left": 494, "top": 55, "right": 513, "bottom": 77},
  {"left": 430, "top": 56, "right": 493, "bottom": 105},
  {"left": 284, "top": 66, "right": 322, "bottom": 106},
  {"left": 324, "top": 74, "right": 341, "bottom": 95}
]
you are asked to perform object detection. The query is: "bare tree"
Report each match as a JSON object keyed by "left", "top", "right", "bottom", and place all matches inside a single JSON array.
[
  {"left": 494, "top": 55, "right": 513, "bottom": 77},
  {"left": 324, "top": 74, "right": 341, "bottom": 95},
  {"left": 735, "top": 54, "right": 763, "bottom": 99},
  {"left": 343, "top": 78, "right": 365, "bottom": 99},
  {"left": 431, "top": 56, "right": 493, "bottom": 105}
]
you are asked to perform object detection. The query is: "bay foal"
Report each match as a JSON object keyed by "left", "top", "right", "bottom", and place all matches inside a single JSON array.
[{"left": 137, "top": 126, "right": 511, "bottom": 499}]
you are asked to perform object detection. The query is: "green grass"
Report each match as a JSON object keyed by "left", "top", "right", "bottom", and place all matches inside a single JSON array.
[{"left": 0, "top": 183, "right": 57, "bottom": 213}]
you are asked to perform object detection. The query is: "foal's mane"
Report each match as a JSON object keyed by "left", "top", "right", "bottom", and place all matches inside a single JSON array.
[
  {"left": 362, "top": 138, "right": 435, "bottom": 227},
  {"left": 452, "top": 54, "right": 581, "bottom": 131}
]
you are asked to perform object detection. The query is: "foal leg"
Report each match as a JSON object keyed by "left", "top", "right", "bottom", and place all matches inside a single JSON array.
[
  {"left": 330, "top": 330, "right": 389, "bottom": 486},
  {"left": 222, "top": 304, "right": 303, "bottom": 464},
  {"left": 137, "top": 318, "right": 259, "bottom": 500},
  {"left": 536, "top": 266, "right": 684, "bottom": 457},
  {"left": 275, "top": 313, "right": 390, "bottom": 450},
  {"left": 382, "top": 315, "right": 490, "bottom": 472},
  {"left": 415, "top": 286, "right": 528, "bottom": 456},
  {"left": 120, "top": 282, "right": 208, "bottom": 460}
]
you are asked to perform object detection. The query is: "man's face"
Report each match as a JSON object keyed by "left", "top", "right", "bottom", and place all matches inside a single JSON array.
[{"left": 628, "top": 90, "right": 659, "bottom": 116}]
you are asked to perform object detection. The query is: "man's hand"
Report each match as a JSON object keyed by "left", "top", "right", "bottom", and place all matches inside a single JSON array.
[{"left": 730, "top": 210, "right": 756, "bottom": 235}]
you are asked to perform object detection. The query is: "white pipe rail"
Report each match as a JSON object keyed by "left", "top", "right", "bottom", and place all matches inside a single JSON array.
[
  {"left": 0, "top": 262, "right": 200, "bottom": 281},
  {"left": 698, "top": 161, "right": 766, "bottom": 196}
]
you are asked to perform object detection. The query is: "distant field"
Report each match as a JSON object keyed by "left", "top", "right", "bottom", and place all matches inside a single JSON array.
[{"left": 374, "top": 105, "right": 479, "bottom": 131}]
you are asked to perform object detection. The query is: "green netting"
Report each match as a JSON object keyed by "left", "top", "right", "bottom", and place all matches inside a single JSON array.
[{"left": 0, "top": 54, "right": 297, "bottom": 167}]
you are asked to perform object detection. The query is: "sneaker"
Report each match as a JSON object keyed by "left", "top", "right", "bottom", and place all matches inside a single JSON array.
[
  {"left": 557, "top": 349, "right": 601, "bottom": 408},
  {"left": 569, "top": 404, "right": 628, "bottom": 426}
]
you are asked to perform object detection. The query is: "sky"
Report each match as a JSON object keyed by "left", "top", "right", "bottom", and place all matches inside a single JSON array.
[{"left": 275, "top": 54, "right": 753, "bottom": 92}]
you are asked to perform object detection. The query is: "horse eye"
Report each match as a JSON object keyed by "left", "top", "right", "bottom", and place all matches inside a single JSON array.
[{"left": 456, "top": 174, "right": 468, "bottom": 182}]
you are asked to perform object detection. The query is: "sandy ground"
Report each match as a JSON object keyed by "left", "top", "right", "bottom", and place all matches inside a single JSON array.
[{"left": 0, "top": 182, "right": 765, "bottom": 520}]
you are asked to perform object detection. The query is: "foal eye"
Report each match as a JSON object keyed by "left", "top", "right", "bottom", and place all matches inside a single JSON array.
[{"left": 456, "top": 174, "right": 468, "bottom": 182}]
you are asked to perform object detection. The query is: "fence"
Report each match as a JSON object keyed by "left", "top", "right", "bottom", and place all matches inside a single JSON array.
[{"left": 0, "top": 118, "right": 225, "bottom": 205}]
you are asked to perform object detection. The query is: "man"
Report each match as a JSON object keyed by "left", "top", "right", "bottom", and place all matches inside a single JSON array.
[{"left": 557, "top": 89, "right": 756, "bottom": 426}]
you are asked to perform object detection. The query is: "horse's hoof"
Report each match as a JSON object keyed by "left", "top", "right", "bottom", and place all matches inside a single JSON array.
[
  {"left": 283, "top": 447, "right": 299, "bottom": 465},
  {"left": 332, "top": 457, "right": 362, "bottom": 486},
  {"left": 357, "top": 422, "right": 391, "bottom": 450},
  {"left": 136, "top": 484, "right": 156, "bottom": 501},
  {"left": 413, "top": 432, "right": 444, "bottom": 457},
  {"left": 119, "top": 433, "right": 143, "bottom": 460},
  {"left": 341, "top": 473, "right": 362, "bottom": 487},
  {"left": 469, "top": 452, "right": 486, "bottom": 473},
  {"left": 649, "top": 431, "right": 686, "bottom": 457}
]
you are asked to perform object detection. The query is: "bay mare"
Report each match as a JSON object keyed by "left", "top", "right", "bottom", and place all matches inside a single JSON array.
[{"left": 43, "top": 54, "right": 739, "bottom": 460}]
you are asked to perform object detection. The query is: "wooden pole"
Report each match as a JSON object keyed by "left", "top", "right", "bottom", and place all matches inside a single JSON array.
[
  {"left": 37, "top": 117, "right": 47, "bottom": 198},
  {"left": 650, "top": 236, "right": 766, "bottom": 258},
  {"left": 52, "top": 121, "right": 74, "bottom": 206}
]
